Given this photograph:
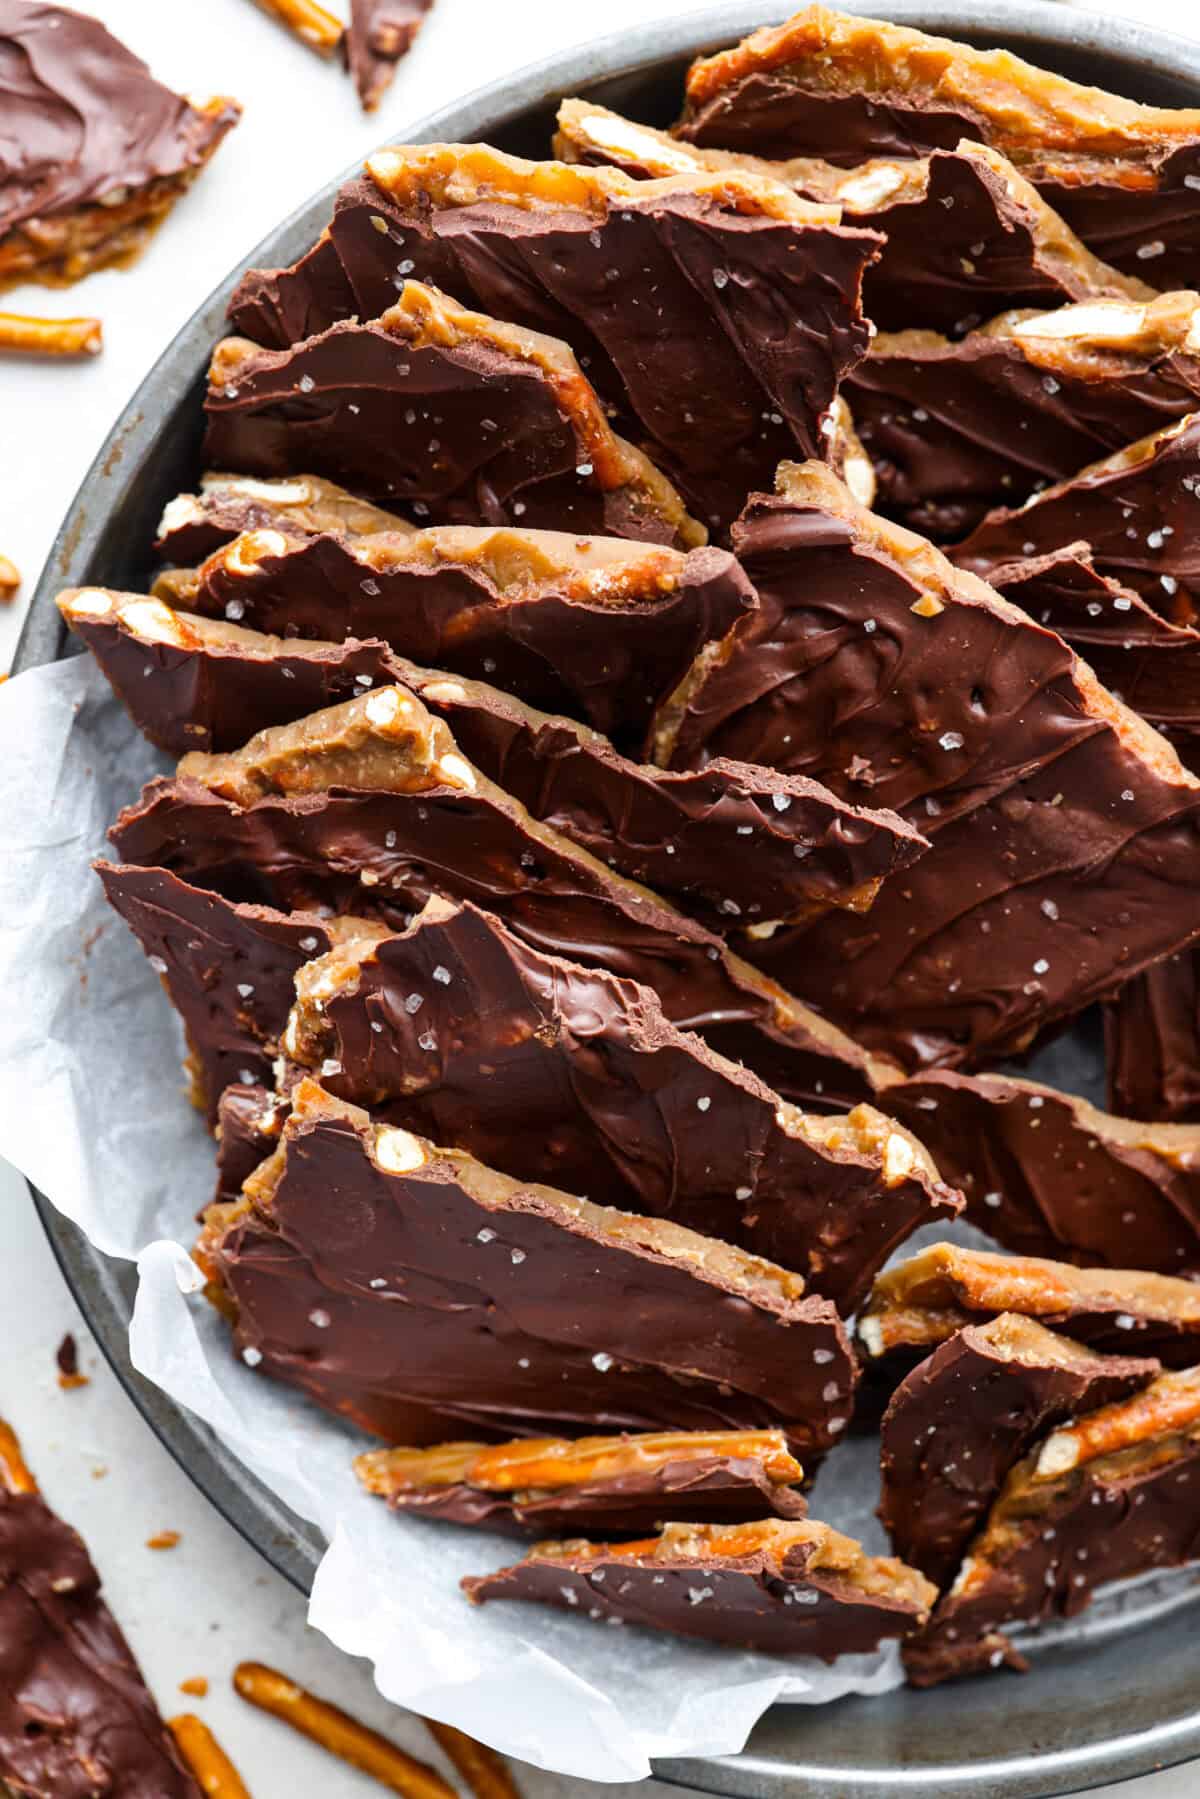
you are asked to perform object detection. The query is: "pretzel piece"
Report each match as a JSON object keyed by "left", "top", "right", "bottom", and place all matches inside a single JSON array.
[
  {"left": 252, "top": 0, "right": 344, "bottom": 54},
  {"left": 169, "top": 1715, "right": 252, "bottom": 1798},
  {"left": 423, "top": 1722, "right": 522, "bottom": 1799},
  {"left": 0, "top": 555, "right": 18, "bottom": 602},
  {"left": 0, "top": 312, "right": 102, "bottom": 356},
  {"left": 0, "top": 1420, "right": 38, "bottom": 1495}
]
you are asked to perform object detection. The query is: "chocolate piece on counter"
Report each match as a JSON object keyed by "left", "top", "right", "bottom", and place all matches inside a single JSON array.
[
  {"left": 58, "top": 587, "right": 398, "bottom": 753},
  {"left": 230, "top": 144, "right": 880, "bottom": 532},
  {"left": 879, "top": 1315, "right": 1159, "bottom": 1586},
  {"left": 905, "top": 1365, "right": 1200, "bottom": 1684},
  {"left": 344, "top": 0, "right": 430, "bottom": 110},
  {"left": 214, "top": 1083, "right": 285, "bottom": 1207},
  {"left": 556, "top": 104, "right": 1149, "bottom": 338},
  {"left": 94, "top": 860, "right": 381, "bottom": 1123},
  {"left": 885, "top": 1068, "right": 1200, "bottom": 1275},
  {"left": 356, "top": 1428, "right": 809, "bottom": 1535},
  {"left": 848, "top": 293, "right": 1200, "bottom": 539},
  {"left": 676, "top": 8, "right": 1200, "bottom": 290},
  {"left": 0, "top": 1, "right": 238, "bottom": 291},
  {"left": 858, "top": 1241, "right": 1200, "bottom": 1371},
  {"left": 660, "top": 462, "right": 1200, "bottom": 1071},
  {"left": 206, "top": 282, "right": 703, "bottom": 550},
  {"left": 201, "top": 1080, "right": 858, "bottom": 1452},
  {"left": 154, "top": 471, "right": 413, "bottom": 566},
  {"left": 989, "top": 545, "right": 1200, "bottom": 773},
  {"left": 954, "top": 413, "right": 1200, "bottom": 625},
  {"left": 284, "top": 896, "right": 959, "bottom": 1308},
  {"left": 0, "top": 1419, "right": 201, "bottom": 1797},
  {"left": 109, "top": 685, "right": 885, "bottom": 1110},
  {"left": 1106, "top": 956, "right": 1200, "bottom": 1124},
  {"left": 159, "top": 525, "right": 755, "bottom": 750},
  {"left": 463, "top": 1516, "right": 935, "bottom": 1658}
]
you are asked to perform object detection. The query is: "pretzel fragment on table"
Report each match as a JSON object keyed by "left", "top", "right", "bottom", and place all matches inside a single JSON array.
[
  {"left": 252, "top": 0, "right": 344, "bottom": 53},
  {"left": 169, "top": 1713, "right": 253, "bottom": 1798},
  {"left": 0, "top": 555, "right": 18, "bottom": 603},
  {"left": 0, "top": 1419, "right": 38, "bottom": 1495},
  {"left": 423, "top": 1720, "right": 524, "bottom": 1799},
  {"left": 0, "top": 311, "right": 102, "bottom": 356}
]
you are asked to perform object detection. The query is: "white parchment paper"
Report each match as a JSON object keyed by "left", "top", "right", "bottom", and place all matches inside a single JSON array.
[{"left": 0, "top": 652, "right": 917, "bottom": 1780}]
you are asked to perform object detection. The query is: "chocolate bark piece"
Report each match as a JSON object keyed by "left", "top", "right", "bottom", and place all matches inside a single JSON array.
[
  {"left": 214, "top": 1082, "right": 285, "bottom": 1206},
  {"left": 158, "top": 525, "right": 755, "bottom": 750},
  {"left": 344, "top": 0, "right": 430, "bottom": 111},
  {"left": 954, "top": 412, "right": 1200, "bottom": 625},
  {"left": 463, "top": 1516, "right": 935, "bottom": 1658},
  {"left": 283, "top": 896, "right": 959, "bottom": 1308},
  {"left": 0, "top": 1420, "right": 201, "bottom": 1797},
  {"left": 989, "top": 545, "right": 1200, "bottom": 773},
  {"left": 154, "top": 471, "right": 413, "bottom": 566},
  {"left": 206, "top": 281, "right": 703, "bottom": 548},
  {"left": 879, "top": 1315, "right": 1159, "bottom": 1586},
  {"left": 228, "top": 144, "right": 880, "bottom": 532},
  {"left": 557, "top": 104, "right": 1149, "bottom": 338},
  {"left": 660, "top": 461, "right": 1200, "bottom": 1071},
  {"left": 676, "top": 7, "right": 1200, "bottom": 291},
  {"left": 58, "top": 587, "right": 398, "bottom": 754},
  {"left": 884, "top": 1068, "right": 1200, "bottom": 1275},
  {"left": 356, "top": 1428, "right": 809, "bottom": 1535},
  {"left": 94, "top": 859, "right": 382, "bottom": 1124},
  {"left": 848, "top": 292, "right": 1200, "bottom": 539},
  {"left": 1106, "top": 955, "right": 1200, "bottom": 1124},
  {"left": 905, "top": 1365, "right": 1200, "bottom": 1684},
  {"left": 201, "top": 1080, "right": 859, "bottom": 1452},
  {"left": 109, "top": 684, "right": 884, "bottom": 1110},
  {"left": 858, "top": 1241, "right": 1200, "bottom": 1370},
  {"left": 0, "top": 1, "right": 238, "bottom": 291}
]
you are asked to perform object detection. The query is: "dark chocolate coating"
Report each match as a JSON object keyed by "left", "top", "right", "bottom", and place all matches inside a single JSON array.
[
  {"left": 847, "top": 329, "right": 1200, "bottom": 540},
  {"left": 670, "top": 489, "right": 1200, "bottom": 1070},
  {"left": 211, "top": 1100, "right": 858, "bottom": 1452},
  {"left": 887, "top": 1070, "right": 1200, "bottom": 1275},
  {"left": 153, "top": 475, "right": 408, "bottom": 565},
  {"left": 879, "top": 1322, "right": 1158, "bottom": 1585},
  {"left": 95, "top": 860, "right": 333, "bottom": 1124},
  {"left": 463, "top": 1535, "right": 928, "bottom": 1658},
  {"left": 1106, "top": 954, "right": 1200, "bottom": 1125},
  {"left": 953, "top": 414, "right": 1200, "bottom": 625},
  {"left": 990, "top": 546, "right": 1200, "bottom": 773},
  {"left": 294, "top": 899, "right": 959, "bottom": 1308},
  {"left": 380, "top": 1455, "right": 809, "bottom": 1537},
  {"left": 203, "top": 313, "right": 689, "bottom": 545},
  {"left": 214, "top": 1082, "right": 283, "bottom": 1206},
  {"left": 1041, "top": 145, "right": 1200, "bottom": 294},
  {"left": 344, "top": 0, "right": 430, "bottom": 111},
  {"left": 0, "top": 1485, "right": 200, "bottom": 1797},
  {"left": 227, "top": 168, "right": 880, "bottom": 531},
  {"left": 181, "top": 532, "right": 756, "bottom": 750}
]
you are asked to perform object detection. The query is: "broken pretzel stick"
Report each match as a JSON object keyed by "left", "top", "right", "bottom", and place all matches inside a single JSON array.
[
  {"left": 0, "top": 555, "right": 18, "bottom": 603},
  {"left": 424, "top": 1720, "right": 523, "bottom": 1799},
  {"left": 0, "top": 1420, "right": 38, "bottom": 1496},
  {"left": 233, "top": 1662, "right": 456, "bottom": 1798},
  {"left": 170, "top": 1714, "right": 253, "bottom": 1799},
  {"left": 252, "top": 0, "right": 343, "bottom": 53},
  {"left": 0, "top": 311, "right": 102, "bottom": 357}
]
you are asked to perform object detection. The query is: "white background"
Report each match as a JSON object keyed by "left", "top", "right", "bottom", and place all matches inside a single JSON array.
[{"left": 2, "top": 0, "right": 1199, "bottom": 1792}]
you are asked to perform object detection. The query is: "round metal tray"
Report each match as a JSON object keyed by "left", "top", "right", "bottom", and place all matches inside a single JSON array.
[{"left": 16, "top": 5, "right": 1200, "bottom": 1793}]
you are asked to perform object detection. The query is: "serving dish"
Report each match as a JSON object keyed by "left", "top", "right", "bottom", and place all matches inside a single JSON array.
[{"left": 15, "top": 3, "right": 1200, "bottom": 1792}]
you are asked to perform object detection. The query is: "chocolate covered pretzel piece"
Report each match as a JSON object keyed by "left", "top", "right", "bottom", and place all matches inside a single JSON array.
[{"left": 154, "top": 471, "right": 413, "bottom": 566}]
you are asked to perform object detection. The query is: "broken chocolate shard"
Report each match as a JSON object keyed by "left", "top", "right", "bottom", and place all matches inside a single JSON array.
[
  {"left": 109, "top": 684, "right": 883, "bottom": 1109},
  {"left": 1106, "top": 955, "right": 1200, "bottom": 1125},
  {"left": 0, "top": 0, "right": 238, "bottom": 291},
  {"left": 201, "top": 1080, "right": 858, "bottom": 1453},
  {"left": 905, "top": 1365, "right": 1200, "bottom": 1685},
  {"left": 676, "top": 7, "right": 1200, "bottom": 290},
  {"left": 344, "top": 0, "right": 431, "bottom": 111},
  {"left": 284, "top": 895, "right": 959, "bottom": 1308},
  {"left": 661, "top": 461, "right": 1200, "bottom": 1071},
  {"left": 215, "top": 1083, "right": 285, "bottom": 1207},
  {"left": 229, "top": 143, "right": 880, "bottom": 532},
  {"left": 0, "top": 1419, "right": 201, "bottom": 1797},
  {"left": 884, "top": 1068, "right": 1200, "bottom": 1276},
  {"left": 205, "top": 281, "right": 703, "bottom": 547},
  {"left": 557, "top": 103, "right": 1149, "bottom": 337},
  {"left": 859, "top": 1241, "right": 1200, "bottom": 1371},
  {"left": 463, "top": 1516, "right": 935, "bottom": 1659},
  {"left": 954, "top": 412, "right": 1200, "bottom": 625},
  {"left": 154, "top": 471, "right": 413, "bottom": 566},
  {"left": 879, "top": 1314, "right": 1159, "bottom": 1586},
  {"left": 848, "top": 292, "right": 1200, "bottom": 539},
  {"left": 157, "top": 524, "right": 756, "bottom": 751},
  {"left": 356, "top": 1427, "right": 808, "bottom": 1535}
]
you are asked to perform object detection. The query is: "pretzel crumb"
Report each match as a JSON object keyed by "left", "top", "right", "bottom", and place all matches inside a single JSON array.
[
  {"left": 56, "top": 1331, "right": 90, "bottom": 1389},
  {"left": 147, "top": 1529, "right": 182, "bottom": 1550},
  {"left": 0, "top": 311, "right": 102, "bottom": 357},
  {"left": 169, "top": 1714, "right": 252, "bottom": 1798},
  {"left": 0, "top": 555, "right": 18, "bottom": 602},
  {"left": 180, "top": 1676, "right": 210, "bottom": 1698}
]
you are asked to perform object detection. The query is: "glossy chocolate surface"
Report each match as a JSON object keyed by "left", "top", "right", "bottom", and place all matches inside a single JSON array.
[
  {"left": 344, "top": 0, "right": 430, "bottom": 111},
  {"left": 1106, "top": 954, "right": 1200, "bottom": 1125}
]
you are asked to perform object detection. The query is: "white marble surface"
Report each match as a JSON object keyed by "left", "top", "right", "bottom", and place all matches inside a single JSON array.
[{"left": 2, "top": 0, "right": 1199, "bottom": 1791}]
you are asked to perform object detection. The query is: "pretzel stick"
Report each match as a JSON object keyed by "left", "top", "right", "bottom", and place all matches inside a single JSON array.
[
  {"left": 0, "top": 312, "right": 102, "bottom": 357},
  {"left": 0, "top": 556, "right": 18, "bottom": 603},
  {"left": 424, "top": 1721, "right": 523, "bottom": 1799},
  {"left": 0, "top": 1421, "right": 38, "bottom": 1496},
  {"left": 252, "top": 0, "right": 344, "bottom": 53},
  {"left": 169, "top": 1715, "right": 253, "bottom": 1798},
  {"left": 233, "top": 1663, "right": 456, "bottom": 1797}
]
